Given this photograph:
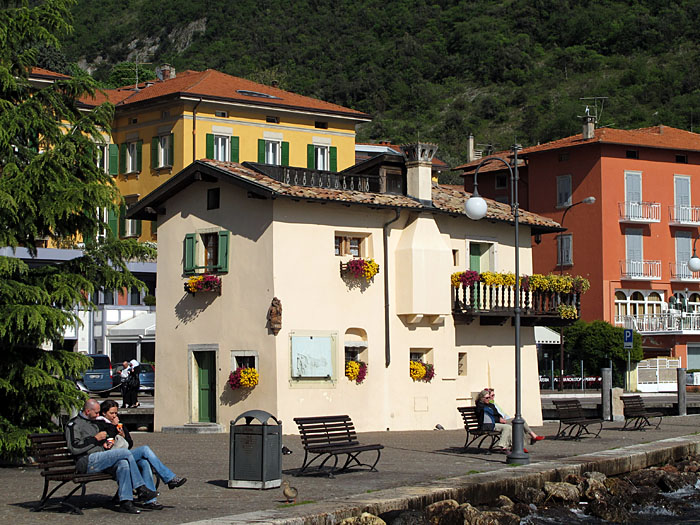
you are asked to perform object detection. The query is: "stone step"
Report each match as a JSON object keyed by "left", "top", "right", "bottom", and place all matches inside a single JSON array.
[{"left": 161, "top": 423, "right": 225, "bottom": 434}]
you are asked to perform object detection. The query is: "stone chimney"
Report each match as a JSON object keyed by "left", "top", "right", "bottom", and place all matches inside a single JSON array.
[
  {"left": 156, "top": 64, "right": 175, "bottom": 81},
  {"left": 582, "top": 114, "right": 596, "bottom": 139},
  {"left": 400, "top": 142, "right": 438, "bottom": 206},
  {"left": 467, "top": 134, "right": 475, "bottom": 162}
]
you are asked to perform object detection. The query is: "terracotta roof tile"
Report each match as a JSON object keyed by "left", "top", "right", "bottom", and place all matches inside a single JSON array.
[
  {"left": 30, "top": 67, "right": 70, "bottom": 79},
  {"left": 198, "top": 159, "right": 559, "bottom": 229},
  {"left": 520, "top": 125, "right": 700, "bottom": 155},
  {"left": 80, "top": 69, "right": 370, "bottom": 119},
  {"left": 454, "top": 150, "right": 525, "bottom": 172}
]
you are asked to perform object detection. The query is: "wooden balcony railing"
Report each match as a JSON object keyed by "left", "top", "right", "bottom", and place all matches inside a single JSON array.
[{"left": 451, "top": 282, "right": 582, "bottom": 326}]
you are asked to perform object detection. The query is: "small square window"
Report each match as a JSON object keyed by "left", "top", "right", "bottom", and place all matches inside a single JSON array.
[
  {"left": 556, "top": 175, "right": 572, "bottom": 207},
  {"left": 207, "top": 188, "right": 220, "bottom": 210},
  {"left": 315, "top": 121, "right": 328, "bottom": 129},
  {"left": 335, "top": 235, "right": 364, "bottom": 256},
  {"left": 452, "top": 249, "right": 459, "bottom": 266},
  {"left": 266, "top": 116, "right": 279, "bottom": 124},
  {"left": 495, "top": 174, "right": 507, "bottom": 189},
  {"left": 215, "top": 110, "right": 228, "bottom": 118},
  {"left": 458, "top": 352, "right": 467, "bottom": 376},
  {"left": 626, "top": 150, "right": 639, "bottom": 159},
  {"left": 676, "top": 154, "right": 688, "bottom": 164},
  {"left": 130, "top": 118, "right": 138, "bottom": 124},
  {"left": 161, "top": 111, "right": 170, "bottom": 120},
  {"left": 558, "top": 152, "right": 569, "bottom": 162}
]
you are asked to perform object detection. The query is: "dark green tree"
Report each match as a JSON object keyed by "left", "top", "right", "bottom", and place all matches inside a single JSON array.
[
  {"left": 0, "top": 0, "right": 154, "bottom": 460},
  {"left": 562, "top": 320, "right": 643, "bottom": 387}
]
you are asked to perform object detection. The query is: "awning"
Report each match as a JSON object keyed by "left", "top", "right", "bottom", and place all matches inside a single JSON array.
[
  {"left": 107, "top": 312, "right": 156, "bottom": 338},
  {"left": 534, "top": 326, "right": 560, "bottom": 345}
]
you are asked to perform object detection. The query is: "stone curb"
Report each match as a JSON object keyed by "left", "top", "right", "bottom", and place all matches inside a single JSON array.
[{"left": 183, "top": 434, "right": 700, "bottom": 525}]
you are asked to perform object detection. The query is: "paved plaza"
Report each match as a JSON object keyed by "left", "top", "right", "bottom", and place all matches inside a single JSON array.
[{"left": 2, "top": 411, "right": 700, "bottom": 524}]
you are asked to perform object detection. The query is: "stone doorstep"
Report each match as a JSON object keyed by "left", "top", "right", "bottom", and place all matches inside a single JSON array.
[
  {"left": 161, "top": 423, "right": 225, "bottom": 434},
  {"left": 182, "top": 434, "right": 700, "bottom": 525}
]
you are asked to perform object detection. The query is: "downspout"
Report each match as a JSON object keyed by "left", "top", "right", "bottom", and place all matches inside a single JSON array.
[
  {"left": 383, "top": 208, "right": 401, "bottom": 367},
  {"left": 192, "top": 98, "right": 203, "bottom": 163}
]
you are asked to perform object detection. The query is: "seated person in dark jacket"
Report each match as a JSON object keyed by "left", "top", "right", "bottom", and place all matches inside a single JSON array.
[
  {"left": 99, "top": 400, "right": 186, "bottom": 511},
  {"left": 65, "top": 399, "right": 157, "bottom": 514},
  {"left": 475, "top": 389, "right": 512, "bottom": 450}
]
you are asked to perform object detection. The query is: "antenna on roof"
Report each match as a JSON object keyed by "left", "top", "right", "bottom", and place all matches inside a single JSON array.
[
  {"left": 578, "top": 96, "right": 608, "bottom": 123},
  {"left": 134, "top": 61, "right": 139, "bottom": 91}
]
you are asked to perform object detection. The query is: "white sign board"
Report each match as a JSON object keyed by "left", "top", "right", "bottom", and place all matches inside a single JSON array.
[{"left": 291, "top": 335, "right": 333, "bottom": 378}]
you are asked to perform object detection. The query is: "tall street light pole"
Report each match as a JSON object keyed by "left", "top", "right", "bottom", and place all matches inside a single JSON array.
[
  {"left": 465, "top": 145, "right": 528, "bottom": 465},
  {"left": 556, "top": 196, "right": 596, "bottom": 391}
]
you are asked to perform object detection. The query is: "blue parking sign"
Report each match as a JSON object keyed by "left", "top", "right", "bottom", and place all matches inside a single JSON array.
[{"left": 624, "top": 329, "right": 633, "bottom": 349}]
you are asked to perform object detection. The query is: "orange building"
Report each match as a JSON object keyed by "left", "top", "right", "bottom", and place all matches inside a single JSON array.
[{"left": 459, "top": 122, "right": 700, "bottom": 366}]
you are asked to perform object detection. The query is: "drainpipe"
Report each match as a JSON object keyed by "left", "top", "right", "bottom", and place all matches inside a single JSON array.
[
  {"left": 383, "top": 208, "right": 401, "bottom": 367},
  {"left": 192, "top": 98, "right": 203, "bottom": 163}
]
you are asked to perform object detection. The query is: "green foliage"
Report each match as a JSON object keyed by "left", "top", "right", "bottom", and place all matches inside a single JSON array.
[
  {"left": 58, "top": 0, "right": 700, "bottom": 164},
  {"left": 0, "top": 0, "right": 156, "bottom": 460},
  {"left": 105, "top": 61, "right": 156, "bottom": 89},
  {"left": 562, "top": 320, "right": 643, "bottom": 387}
]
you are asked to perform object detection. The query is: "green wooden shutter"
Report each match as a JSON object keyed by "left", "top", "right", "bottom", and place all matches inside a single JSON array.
[
  {"left": 118, "top": 204, "right": 126, "bottom": 237},
  {"left": 108, "top": 207, "right": 118, "bottom": 237},
  {"left": 184, "top": 233, "right": 197, "bottom": 274},
  {"left": 258, "top": 139, "right": 265, "bottom": 163},
  {"left": 307, "top": 144, "right": 315, "bottom": 169},
  {"left": 151, "top": 137, "right": 158, "bottom": 169},
  {"left": 469, "top": 244, "right": 481, "bottom": 272},
  {"left": 109, "top": 144, "right": 119, "bottom": 176},
  {"left": 329, "top": 146, "right": 337, "bottom": 172},
  {"left": 281, "top": 141, "right": 289, "bottom": 166},
  {"left": 217, "top": 231, "right": 230, "bottom": 272},
  {"left": 119, "top": 144, "right": 126, "bottom": 174},
  {"left": 136, "top": 140, "right": 143, "bottom": 172},
  {"left": 206, "top": 134, "right": 214, "bottom": 159},
  {"left": 231, "top": 136, "right": 239, "bottom": 162},
  {"left": 135, "top": 219, "right": 142, "bottom": 236},
  {"left": 150, "top": 220, "right": 157, "bottom": 236},
  {"left": 168, "top": 133, "right": 174, "bottom": 165}
]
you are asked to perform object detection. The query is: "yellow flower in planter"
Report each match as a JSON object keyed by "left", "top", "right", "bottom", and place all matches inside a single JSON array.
[
  {"left": 410, "top": 360, "right": 426, "bottom": 381},
  {"left": 558, "top": 304, "right": 578, "bottom": 319}
]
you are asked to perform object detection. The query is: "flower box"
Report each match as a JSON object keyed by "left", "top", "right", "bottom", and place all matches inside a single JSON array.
[
  {"left": 340, "top": 258, "right": 380, "bottom": 282},
  {"left": 227, "top": 367, "right": 259, "bottom": 390},
  {"left": 184, "top": 274, "right": 222, "bottom": 294},
  {"left": 409, "top": 360, "right": 434, "bottom": 383},
  {"left": 345, "top": 360, "right": 367, "bottom": 384}
]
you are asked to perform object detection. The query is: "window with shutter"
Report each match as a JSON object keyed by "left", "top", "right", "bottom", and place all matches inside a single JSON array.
[
  {"left": 557, "top": 234, "right": 573, "bottom": 266},
  {"left": 556, "top": 175, "right": 572, "bottom": 207},
  {"left": 109, "top": 144, "right": 119, "bottom": 176},
  {"left": 329, "top": 146, "right": 337, "bottom": 172},
  {"left": 182, "top": 230, "right": 230, "bottom": 274},
  {"left": 281, "top": 141, "right": 289, "bottom": 166},
  {"left": 231, "top": 136, "right": 239, "bottom": 162},
  {"left": 675, "top": 176, "right": 691, "bottom": 222}
]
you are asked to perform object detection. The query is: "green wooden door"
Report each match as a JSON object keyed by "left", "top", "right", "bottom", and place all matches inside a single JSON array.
[
  {"left": 469, "top": 243, "right": 482, "bottom": 272},
  {"left": 195, "top": 352, "right": 216, "bottom": 423}
]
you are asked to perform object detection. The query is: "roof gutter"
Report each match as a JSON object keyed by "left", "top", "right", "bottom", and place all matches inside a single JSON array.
[{"left": 383, "top": 208, "right": 401, "bottom": 367}]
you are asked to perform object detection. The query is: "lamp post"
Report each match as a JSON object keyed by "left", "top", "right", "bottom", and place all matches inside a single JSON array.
[
  {"left": 557, "top": 196, "right": 596, "bottom": 391},
  {"left": 465, "top": 145, "right": 528, "bottom": 465}
]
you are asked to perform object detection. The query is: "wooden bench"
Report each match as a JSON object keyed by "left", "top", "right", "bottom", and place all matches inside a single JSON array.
[
  {"left": 29, "top": 432, "right": 115, "bottom": 515},
  {"left": 457, "top": 406, "right": 502, "bottom": 453},
  {"left": 293, "top": 415, "right": 383, "bottom": 477},
  {"left": 622, "top": 395, "right": 663, "bottom": 431},
  {"left": 552, "top": 399, "right": 603, "bottom": 440}
]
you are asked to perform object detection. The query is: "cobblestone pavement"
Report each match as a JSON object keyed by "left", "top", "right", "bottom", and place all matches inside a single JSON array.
[{"left": 3, "top": 414, "right": 700, "bottom": 524}]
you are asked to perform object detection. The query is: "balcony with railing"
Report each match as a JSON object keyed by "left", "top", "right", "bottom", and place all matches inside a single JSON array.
[
  {"left": 669, "top": 205, "right": 700, "bottom": 226},
  {"left": 620, "top": 260, "right": 662, "bottom": 280},
  {"left": 451, "top": 282, "right": 582, "bottom": 326},
  {"left": 670, "top": 261, "right": 700, "bottom": 282},
  {"left": 618, "top": 201, "right": 661, "bottom": 223},
  {"left": 615, "top": 312, "right": 700, "bottom": 333}
]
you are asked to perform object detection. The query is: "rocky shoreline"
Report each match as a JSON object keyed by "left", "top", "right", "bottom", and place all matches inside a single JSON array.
[{"left": 338, "top": 455, "right": 700, "bottom": 524}]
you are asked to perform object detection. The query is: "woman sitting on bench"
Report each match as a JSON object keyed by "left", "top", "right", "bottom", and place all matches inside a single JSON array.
[
  {"left": 488, "top": 388, "right": 545, "bottom": 445},
  {"left": 475, "top": 389, "right": 512, "bottom": 452}
]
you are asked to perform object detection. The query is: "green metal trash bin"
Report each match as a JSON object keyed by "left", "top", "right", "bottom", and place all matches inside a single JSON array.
[{"left": 228, "top": 410, "right": 282, "bottom": 489}]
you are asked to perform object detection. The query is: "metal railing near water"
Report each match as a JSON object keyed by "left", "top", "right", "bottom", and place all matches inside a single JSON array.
[{"left": 615, "top": 312, "right": 700, "bottom": 332}]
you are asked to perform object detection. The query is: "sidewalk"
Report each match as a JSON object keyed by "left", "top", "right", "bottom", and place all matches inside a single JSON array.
[{"left": 3, "top": 414, "right": 700, "bottom": 524}]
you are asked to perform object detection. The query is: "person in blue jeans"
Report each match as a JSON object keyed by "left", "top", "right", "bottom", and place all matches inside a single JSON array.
[
  {"left": 99, "top": 400, "right": 186, "bottom": 510},
  {"left": 66, "top": 399, "right": 158, "bottom": 514}
]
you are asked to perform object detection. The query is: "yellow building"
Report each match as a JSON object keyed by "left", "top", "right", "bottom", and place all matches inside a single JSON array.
[{"left": 80, "top": 65, "right": 370, "bottom": 241}]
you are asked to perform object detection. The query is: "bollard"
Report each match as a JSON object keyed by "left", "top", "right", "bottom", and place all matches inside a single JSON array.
[
  {"left": 677, "top": 367, "right": 687, "bottom": 416},
  {"left": 601, "top": 368, "right": 612, "bottom": 421}
]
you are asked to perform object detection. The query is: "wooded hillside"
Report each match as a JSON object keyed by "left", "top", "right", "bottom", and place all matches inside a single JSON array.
[{"left": 59, "top": 0, "right": 700, "bottom": 166}]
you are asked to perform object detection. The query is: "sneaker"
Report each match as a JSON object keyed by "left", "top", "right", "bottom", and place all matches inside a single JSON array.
[
  {"left": 138, "top": 501, "right": 164, "bottom": 511},
  {"left": 167, "top": 476, "right": 187, "bottom": 490},
  {"left": 119, "top": 501, "right": 140, "bottom": 514},
  {"left": 135, "top": 485, "right": 158, "bottom": 502}
]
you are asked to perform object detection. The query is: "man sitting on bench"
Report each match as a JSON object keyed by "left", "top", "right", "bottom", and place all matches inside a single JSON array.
[{"left": 66, "top": 399, "right": 158, "bottom": 514}]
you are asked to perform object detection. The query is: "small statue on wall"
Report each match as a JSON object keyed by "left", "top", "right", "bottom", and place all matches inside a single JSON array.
[{"left": 267, "top": 297, "right": 282, "bottom": 335}]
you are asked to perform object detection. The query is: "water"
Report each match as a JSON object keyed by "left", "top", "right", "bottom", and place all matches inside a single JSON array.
[{"left": 523, "top": 480, "right": 700, "bottom": 524}]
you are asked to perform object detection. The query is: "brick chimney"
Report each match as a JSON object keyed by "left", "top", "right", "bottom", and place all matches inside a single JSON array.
[
  {"left": 400, "top": 142, "right": 438, "bottom": 206},
  {"left": 156, "top": 64, "right": 175, "bottom": 81},
  {"left": 582, "top": 114, "right": 596, "bottom": 140}
]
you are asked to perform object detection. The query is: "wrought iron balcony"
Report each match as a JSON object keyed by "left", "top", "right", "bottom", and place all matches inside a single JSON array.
[
  {"left": 669, "top": 205, "right": 700, "bottom": 226},
  {"left": 451, "top": 282, "right": 581, "bottom": 326},
  {"left": 615, "top": 312, "right": 700, "bottom": 333},
  {"left": 620, "top": 260, "right": 662, "bottom": 280},
  {"left": 670, "top": 262, "right": 700, "bottom": 282},
  {"left": 618, "top": 201, "right": 661, "bottom": 223}
]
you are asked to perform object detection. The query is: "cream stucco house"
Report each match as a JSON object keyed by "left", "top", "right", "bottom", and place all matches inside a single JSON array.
[{"left": 129, "top": 144, "right": 564, "bottom": 432}]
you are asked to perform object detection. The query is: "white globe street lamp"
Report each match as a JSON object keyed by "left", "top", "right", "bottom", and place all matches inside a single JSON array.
[{"left": 689, "top": 237, "right": 700, "bottom": 273}]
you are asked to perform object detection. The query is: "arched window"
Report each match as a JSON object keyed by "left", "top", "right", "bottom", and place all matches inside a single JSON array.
[
  {"left": 647, "top": 292, "right": 662, "bottom": 315},
  {"left": 615, "top": 291, "right": 628, "bottom": 317},
  {"left": 630, "top": 291, "right": 645, "bottom": 316},
  {"left": 344, "top": 328, "right": 368, "bottom": 364},
  {"left": 689, "top": 293, "right": 700, "bottom": 313}
]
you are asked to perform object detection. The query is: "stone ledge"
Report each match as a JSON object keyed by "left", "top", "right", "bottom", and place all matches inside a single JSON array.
[{"left": 161, "top": 423, "right": 225, "bottom": 434}]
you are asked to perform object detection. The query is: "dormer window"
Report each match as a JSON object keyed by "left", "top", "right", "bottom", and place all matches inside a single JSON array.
[{"left": 676, "top": 154, "right": 688, "bottom": 164}]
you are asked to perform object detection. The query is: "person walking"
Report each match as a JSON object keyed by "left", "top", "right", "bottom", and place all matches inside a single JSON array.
[
  {"left": 124, "top": 359, "right": 140, "bottom": 408},
  {"left": 120, "top": 361, "right": 130, "bottom": 409}
]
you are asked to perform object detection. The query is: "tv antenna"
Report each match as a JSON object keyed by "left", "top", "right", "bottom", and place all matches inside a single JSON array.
[{"left": 578, "top": 96, "right": 608, "bottom": 123}]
